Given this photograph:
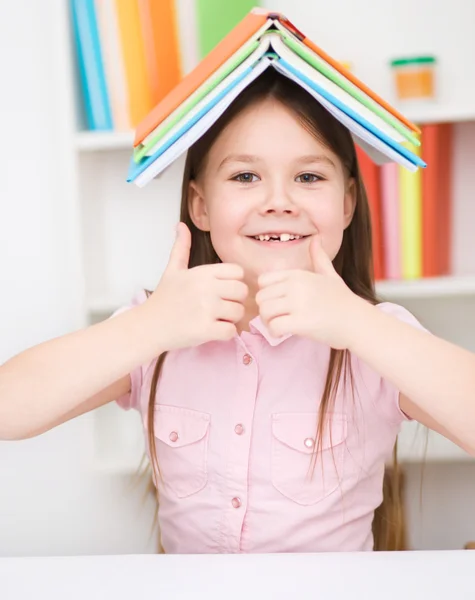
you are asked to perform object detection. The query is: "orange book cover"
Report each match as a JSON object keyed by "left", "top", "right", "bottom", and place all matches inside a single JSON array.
[
  {"left": 421, "top": 123, "right": 453, "bottom": 276},
  {"left": 139, "top": 0, "right": 181, "bottom": 107},
  {"left": 356, "top": 146, "right": 385, "bottom": 280},
  {"left": 437, "top": 123, "right": 453, "bottom": 275},
  {"left": 115, "top": 0, "right": 153, "bottom": 127},
  {"left": 134, "top": 10, "right": 268, "bottom": 145},
  {"left": 134, "top": 9, "right": 421, "bottom": 147}
]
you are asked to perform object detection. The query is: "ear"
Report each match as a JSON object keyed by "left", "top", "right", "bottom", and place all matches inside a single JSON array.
[
  {"left": 343, "top": 177, "right": 357, "bottom": 230},
  {"left": 188, "top": 180, "right": 210, "bottom": 232}
]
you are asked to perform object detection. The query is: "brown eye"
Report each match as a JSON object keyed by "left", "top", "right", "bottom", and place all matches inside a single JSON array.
[
  {"left": 296, "top": 173, "right": 321, "bottom": 183},
  {"left": 233, "top": 172, "right": 259, "bottom": 183}
]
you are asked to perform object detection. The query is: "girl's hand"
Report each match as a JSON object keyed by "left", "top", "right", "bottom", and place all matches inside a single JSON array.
[
  {"left": 256, "top": 235, "right": 365, "bottom": 349},
  {"left": 144, "top": 223, "right": 248, "bottom": 351}
]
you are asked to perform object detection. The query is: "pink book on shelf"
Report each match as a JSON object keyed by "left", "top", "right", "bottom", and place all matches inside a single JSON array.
[
  {"left": 380, "top": 162, "right": 401, "bottom": 279},
  {"left": 94, "top": 0, "right": 131, "bottom": 131}
]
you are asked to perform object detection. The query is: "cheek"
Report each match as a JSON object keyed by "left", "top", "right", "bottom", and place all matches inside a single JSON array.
[
  {"left": 306, "top": 196, "right": 347, "bottom": 259},
  {"left": 206, "top": 196, "right": 249, "bottom": 260}
]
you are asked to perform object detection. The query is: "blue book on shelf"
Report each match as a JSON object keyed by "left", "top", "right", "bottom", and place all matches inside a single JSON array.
[{"left": 71, "top": 0, "right": 113, "bottom": 131}]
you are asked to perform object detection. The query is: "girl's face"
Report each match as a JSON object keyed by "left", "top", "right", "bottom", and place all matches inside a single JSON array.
[{"left": 188, "top": 98, "right": 356, "bottom": 285}]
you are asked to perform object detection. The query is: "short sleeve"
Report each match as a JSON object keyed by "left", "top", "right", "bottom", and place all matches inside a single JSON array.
[
  {"left": 109, "top": 289, "right": 149, "bottom": 412},
  {"left": 373, "top": 301, "right": 430, "bottom": 424}
]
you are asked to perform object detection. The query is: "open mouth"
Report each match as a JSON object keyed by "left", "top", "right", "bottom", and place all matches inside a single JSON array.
[{"left": 249, "top": 233, "right": 310, "bottom": 243}]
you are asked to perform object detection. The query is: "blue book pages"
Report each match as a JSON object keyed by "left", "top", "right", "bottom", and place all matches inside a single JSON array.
[
  {"left": 278, "top": 58, "right": 426, "bottom": 169},
  {"left": 71, "top": 0, "right": 113, "bottom": 131}
]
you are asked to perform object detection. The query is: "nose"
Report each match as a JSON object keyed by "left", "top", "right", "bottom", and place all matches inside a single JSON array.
[{"left": 259, "top": 184, "right": 299, "bottom": 216}]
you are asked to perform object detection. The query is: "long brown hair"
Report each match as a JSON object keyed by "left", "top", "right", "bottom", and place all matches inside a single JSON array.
[{"left": 147, "top": 70, "right": 406, "bottom": 551}]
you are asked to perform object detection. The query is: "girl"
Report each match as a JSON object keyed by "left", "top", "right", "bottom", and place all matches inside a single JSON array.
[{"left": 1, "top": 70, "right": 475, "bottom": 554}]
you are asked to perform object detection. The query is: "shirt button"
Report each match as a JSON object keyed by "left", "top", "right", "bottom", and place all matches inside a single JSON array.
[
  {"left": 234, "top": 424, "right": 244, "bottom": 435},
  {"left": 304, "top": 437, "right": 315, "bottom": 449},
  {"left": 242, "top": 353, "right": 252, "bottom": 366},
  {"left": 231, "top": 497, "right": 242, "bottom": 509},
  {"left": 169, "top": 431, "right": 179, "bottom": 443}
]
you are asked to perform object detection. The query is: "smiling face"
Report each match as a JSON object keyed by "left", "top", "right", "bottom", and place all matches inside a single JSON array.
[{"left": 188, "top": 98, "right": 356, "bottom": 286}]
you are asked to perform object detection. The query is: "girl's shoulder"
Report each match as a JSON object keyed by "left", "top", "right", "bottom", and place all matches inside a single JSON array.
[{"left": 375, "top": 301, "right": 428, "bottom": 332}]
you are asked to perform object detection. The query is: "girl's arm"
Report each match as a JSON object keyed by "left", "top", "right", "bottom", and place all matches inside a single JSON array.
[
  {"left": 0, "top": 304, "right": 162, "bottom": 441},
  {"left": 0, "top": 224, "right": 248, "bottom": 441},
  {"left": 347, "top": 301, "right": 475, "bottom": 455}
]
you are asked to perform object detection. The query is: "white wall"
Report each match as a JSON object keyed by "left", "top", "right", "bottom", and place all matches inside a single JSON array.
[{"left": 1, "top": 0, "right": 475, "bottom": 557}]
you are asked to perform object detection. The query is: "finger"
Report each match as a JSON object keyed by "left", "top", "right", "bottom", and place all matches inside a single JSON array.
[
  {"left": 166, "top": 222, "right": 191, "bottom": 271},
  {"left": 310, "top": 234, "right": 336, "bottom": 276},
  {"left": 211, "top": 321, "right": 237, "bottom": 341},
  {"left": 258, "top": 270, "right": 291, "bottom": 289},
  {"left": 216, "top": 300, "right": 245, "bottom": 324},
  {"left": 216, "top": 280, "right": 249, "bottom": 303},
  {"left": 267, "top": 315, "right": 294, "bottom": 338},
  {"left": 200, "top": 263, "right": 245, "bottom": 281},
  {"left": 259, "top": 297, "right": 290, "bottom": 324},
  {"left": 255, "top": 282, "right": 288, "bottom": 306}
]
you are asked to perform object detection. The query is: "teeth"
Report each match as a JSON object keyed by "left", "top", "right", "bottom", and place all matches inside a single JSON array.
[{"left": 254, "top": 234, "right": 303, "bottom": 242}]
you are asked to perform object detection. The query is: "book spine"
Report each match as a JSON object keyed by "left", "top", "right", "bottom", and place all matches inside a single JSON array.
[
  {"left": 399, "top": 142, "right": 422, "bottom": 279},
  {"left": 356, "top": 146, "right": 384, "bottom": 280},
  {"left": 144, "top": 0, "right": 182, "bottom": 105},
  {"left": 380, "top": 162, "right": 401, "bottom": 279},
  {"left": 71, "top": 0, "right": 113, "bottom": 130},
  {"left": 115, "top": 0, "right": 153, "bottom": 127},
  {"left": 94, "top": 0, "right": 131, "bottom": 131}
]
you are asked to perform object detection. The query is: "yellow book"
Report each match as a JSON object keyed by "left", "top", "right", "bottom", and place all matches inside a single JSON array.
[
  {"left": 399, "top": 141, "right": 422, "bottom": 279},
  {"left": 115, "top": 0, "right": 153, "bottom": 127}
]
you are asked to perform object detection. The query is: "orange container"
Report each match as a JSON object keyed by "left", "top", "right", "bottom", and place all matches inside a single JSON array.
[{"left": 390, "top": 56, "right": 436, "bottom": 101}]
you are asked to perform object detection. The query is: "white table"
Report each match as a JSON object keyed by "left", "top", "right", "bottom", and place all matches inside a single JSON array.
[{"left": 1, "top": 551, "right": 473, "bottom": 599}]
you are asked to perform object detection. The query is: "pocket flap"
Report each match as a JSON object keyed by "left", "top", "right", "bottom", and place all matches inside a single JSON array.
[
  {"left": 154, "top": 405, "right": 210, "bottom": 448},
  {"left": 272, "top": 413, "right": 347, "bottom": 454}
]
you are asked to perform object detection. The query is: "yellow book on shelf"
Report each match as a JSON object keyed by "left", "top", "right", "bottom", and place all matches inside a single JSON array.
[
  {"left": 115, "top": 0, "right": 153, "bottom": 127},
  {"left": 399, "top": 140, "right": 422, "bottom": 279}
]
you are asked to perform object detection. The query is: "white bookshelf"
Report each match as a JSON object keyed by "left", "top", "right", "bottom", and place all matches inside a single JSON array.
[{"left": 60, "top": 2, "right": 475, "bottom": 472}]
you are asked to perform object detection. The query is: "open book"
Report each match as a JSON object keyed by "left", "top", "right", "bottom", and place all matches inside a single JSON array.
[{"left": 128, "top": 8, "right": 425, "bottom": 187}]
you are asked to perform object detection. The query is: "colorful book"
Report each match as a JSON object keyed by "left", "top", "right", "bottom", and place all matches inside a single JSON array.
[
  {"left": 399, "top": 142, "right": 423, "bottom": 279},
  {"left": 380, "top": 162, "right": 401, "bottom": 280},
  {"left": 134, "top": 9, "right": 421, "bottom": 147},
  {"left": 356, "top": 147, "right": 384, "bottom": 281},
  {"left": 421, "top": 123, "right": 453, "bottom": 276},
  {"left": 71, "top": 0, "right": 113, "bottom": 131},
  {"left": 139, "top": 0, "right": 182, "bottom": 107},
  {"left": 196, "top": 0, "right": 257, "bottom": 59},
  {"left": 115, "top": 0, "right": 153, "bottom": 127},
  {"left": 94, "top": 0, "right": 131, "bottom": 131},
  {"left": 128, "top": 9, "right": 426, "bottom": 188}
]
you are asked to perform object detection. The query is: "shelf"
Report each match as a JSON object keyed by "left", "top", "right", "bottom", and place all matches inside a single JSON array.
[
  {"left": 76, "top": 130, "right": 134, "bottom": 151},
  {"left": 87, "top": 276, "right": 475, "bottom": 316},
  {"left": 375, "top": 275, "right": 475, "bottom": 300},
  {"left": 401, "top": 103, "right": 475, "bottom": 125},
  {"left": 73, "top": 104, "right": 475, "bottom": 152}
]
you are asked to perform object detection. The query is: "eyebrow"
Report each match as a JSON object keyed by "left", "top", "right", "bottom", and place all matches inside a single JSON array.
[{"left": 218, "top": 153, "right": 337, "bottom": 170}]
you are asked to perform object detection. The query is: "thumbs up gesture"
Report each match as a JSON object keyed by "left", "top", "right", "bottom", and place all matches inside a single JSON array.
[
  {"left": 256, "top": 235, "right": 362, "bottom": 349},
  {"left": 146, "top": 223, "right": 248, "bottom": 351}
]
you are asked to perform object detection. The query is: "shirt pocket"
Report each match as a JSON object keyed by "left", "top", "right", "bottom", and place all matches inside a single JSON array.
[
  {"left": 271, "top": 412, "right": 348, "bottom": 506},
  {"left": 152, "top": 405, "right": 211, "bottom": 499}
]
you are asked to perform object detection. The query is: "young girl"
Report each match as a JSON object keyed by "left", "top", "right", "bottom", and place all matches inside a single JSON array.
[{"left": 1, "top": 70, "right": 475, "bottom": 554}]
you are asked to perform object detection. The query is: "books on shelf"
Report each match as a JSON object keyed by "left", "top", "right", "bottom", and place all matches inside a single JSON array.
[
  {"left": 357, "top": 123, "right": 454, "bottom": 281},
  {"left": 71, "top": 0, "right": 257, "bottom": 132},
  {"left": 71, "top": 0, "right": 181, "bottom": 131},
  {"left": 127, "top": 8, "right": 426, "bottom": 188}
]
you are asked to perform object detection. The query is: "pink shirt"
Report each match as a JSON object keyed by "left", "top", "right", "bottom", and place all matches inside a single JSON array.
[{"left": 116, "top": 291, "right": 423, "bottom": 554}]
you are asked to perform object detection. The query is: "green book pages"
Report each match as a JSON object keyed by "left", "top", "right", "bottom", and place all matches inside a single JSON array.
[
  {"left": 196, "top": 0, "right": 258, "bottom": 59},
  {"left": 277, "top": 26, "right": 420, "bottom": 147}
]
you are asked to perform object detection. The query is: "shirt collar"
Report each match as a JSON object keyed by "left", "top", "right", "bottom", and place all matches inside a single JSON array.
[{"left": 247, "top": 316, "right": 292, "bottom": 347}]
